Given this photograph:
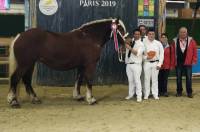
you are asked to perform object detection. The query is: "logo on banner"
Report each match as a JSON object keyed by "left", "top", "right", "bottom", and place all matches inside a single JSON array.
[{"left": 39, "top": 0, "right": 58, "bottom": 15}]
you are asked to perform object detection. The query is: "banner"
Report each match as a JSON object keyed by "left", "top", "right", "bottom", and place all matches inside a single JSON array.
[
  {"left": 138, "top": 0, "right": 154, "bottom": 17},
  {"left": 192, "top": 49, "right": 200, "bottom": 76}
]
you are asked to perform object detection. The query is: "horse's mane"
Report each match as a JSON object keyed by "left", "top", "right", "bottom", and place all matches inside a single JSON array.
[
  {"left": 70, "top": 18, "right": 126, "bottom": 33},
  {"left": 70, "top": 19, "right": 112, "bottom": 32},
  {"left": 79, "top": 19, "right": 113, "bottom": 29}
]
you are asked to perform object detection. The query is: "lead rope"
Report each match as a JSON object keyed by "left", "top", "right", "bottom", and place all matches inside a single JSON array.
[
  {"left": 111, "top": 23, "right": 124, "bottom": 62},
  {"left": 117, "top": 30, "right": 125, "bottom": 62}
]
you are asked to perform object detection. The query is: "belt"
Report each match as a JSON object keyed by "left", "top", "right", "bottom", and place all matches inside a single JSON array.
[
  {"left": 128, "top": 62, "right": 135, "bottom": 64},
  {"left": 149, "top": 60, "right": 159, "bottom": 63}
]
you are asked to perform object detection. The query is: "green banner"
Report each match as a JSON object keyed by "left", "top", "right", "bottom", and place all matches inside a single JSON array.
[{"left": 138, "top": 0, "right": 154, "bottom": 17}]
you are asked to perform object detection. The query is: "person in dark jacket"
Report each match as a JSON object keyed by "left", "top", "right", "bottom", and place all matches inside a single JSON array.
[
  {"left": 171, "top": 27, "right": 198, "bottom": 98},
  {"left": 158, "top": 33, "right": 171, "bottom": 97}
]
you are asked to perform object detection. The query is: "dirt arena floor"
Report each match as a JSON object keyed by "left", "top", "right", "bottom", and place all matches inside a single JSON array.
[{"left": 0, "top": 79, "right": 200, "bottom": 132}]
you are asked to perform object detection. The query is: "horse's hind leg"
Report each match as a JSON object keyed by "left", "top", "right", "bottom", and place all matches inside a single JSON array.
[
  {"left": 22, "top": 66, "right": 41, "bottom": 104},
  {"left": 73, "top": 67, "right": 85, "bottom": 101},
  {"left": 8, "top": 67, "right": 26, "bottom": 108}
]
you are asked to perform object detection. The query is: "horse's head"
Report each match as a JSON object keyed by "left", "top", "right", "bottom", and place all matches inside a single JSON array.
[
  {"left": 110, "top": 18, "right": 128, "bottom": 62},
  {"left": 110, "top": 18, "right": 128, "bottom": 45}
]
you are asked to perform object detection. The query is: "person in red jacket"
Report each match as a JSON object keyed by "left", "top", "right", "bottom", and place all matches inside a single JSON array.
[
  {"left": 171, "top": 27, "right": 198, "bottom": 98},
  {"left": 158, "top": 33, "right": 171, "bottom": 97}
]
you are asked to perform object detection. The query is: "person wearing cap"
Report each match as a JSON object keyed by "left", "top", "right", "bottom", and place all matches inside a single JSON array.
[
  {"left": 125, "top": 29, "right": 144, "bottom": 102},
  {"left": 171, "top": 27, "right": 198, "bottom": 98},
  {"left": 143, "top": 28, "right": 164, "bottom": 100}
]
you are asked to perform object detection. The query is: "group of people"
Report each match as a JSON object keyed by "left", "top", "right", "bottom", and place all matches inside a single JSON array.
[{"left": 124, "top": 25, "right": 198, "bottom": 102}]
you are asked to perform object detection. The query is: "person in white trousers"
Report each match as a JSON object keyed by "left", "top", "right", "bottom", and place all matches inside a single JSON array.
[
  {"left": 143, "top": 28, "right": 164, "bottom": 100},
  {"left": 125, "top": 29, "right": 144, "bottom": 102},
  {"left": 138, "top": 25, "right": 147, "bottom": 95}
]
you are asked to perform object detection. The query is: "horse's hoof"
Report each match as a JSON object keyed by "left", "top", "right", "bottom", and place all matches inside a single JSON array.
[
  {"left": 10, "top": 100, "right": 21, "bottom": 108},
  {"left": 87, "top": 97, "right": 97, "bottom": 105},
  {"left": 11, "top": 104, "right": 21, "bottom": 108},
  {"left": 89, "top": 101, "right": 97, "bottom": 105},
  {"left": 31, "top": 98, "right": 42, "bottom": 104},
  {"left": 73, "top": 95, "right": 85, "bottom": 101}
]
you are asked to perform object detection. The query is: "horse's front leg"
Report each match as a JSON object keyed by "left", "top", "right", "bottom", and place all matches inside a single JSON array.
[
  {"left": 84, "top": 65, "right": 97, "bottom": 105},
  {"left": 73, "top": 80, "right": 85, "bottom": 101},
  {"left": 73, "top": 68, "right": 85, "bottom": 101}
]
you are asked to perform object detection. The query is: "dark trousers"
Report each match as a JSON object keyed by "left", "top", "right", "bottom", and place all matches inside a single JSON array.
[
  {"left": 176, "top": 65, "right": 192, "bottom": 95},
  {"left": 158, "top": 69, "right": 170, "bottom": 95}
]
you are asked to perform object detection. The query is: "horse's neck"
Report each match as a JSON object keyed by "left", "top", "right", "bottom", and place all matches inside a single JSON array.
[{"left": 83, "top": 22, "right": 111, "bottom": 45}]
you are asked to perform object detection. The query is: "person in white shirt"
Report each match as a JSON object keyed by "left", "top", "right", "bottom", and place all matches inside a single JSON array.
[
  {"left": 138, "top": 25, "right": 147, "bottom": 95},
  {"left": 125, "top": 29, "right": 145, "bottom": 102},
  {"left": 143, "top": 28, "right": 164, "bottom": 100},
  {"left": 139, "top": 24, "right": 147, "bottom": 42}
]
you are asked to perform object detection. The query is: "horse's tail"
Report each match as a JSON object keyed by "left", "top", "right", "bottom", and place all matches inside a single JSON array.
[{"left": 9, "top": 34, "right": 20, "bottom": 79}]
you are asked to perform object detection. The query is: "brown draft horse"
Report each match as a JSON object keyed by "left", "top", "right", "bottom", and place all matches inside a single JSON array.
[{"left": 8, "top": 18, "right": 127, "bottom": 108}]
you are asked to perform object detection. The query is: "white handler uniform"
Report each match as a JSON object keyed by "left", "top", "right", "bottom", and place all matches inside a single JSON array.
[
  {"left": 143, "top": 39, "right": 164, "bottom": 99},
  {"left": 140, "top": 36, "right": 147, "bottom": 93},
  {"left": 125, "top": 39, "right": 144, "bottom": 99}
]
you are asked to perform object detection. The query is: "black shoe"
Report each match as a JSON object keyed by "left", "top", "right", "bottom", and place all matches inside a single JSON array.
[
  {"left": 176, "top": 93, "right": 182, "bottom": 97},
  {"left": 159, "top": 93, "right": 163, "bottom": 97},
  {"left": 163, "top": 92, "right": 169, "bottom": 97},
  {"left": 187, "top": 94, "right": 193, "bottom": 98}
]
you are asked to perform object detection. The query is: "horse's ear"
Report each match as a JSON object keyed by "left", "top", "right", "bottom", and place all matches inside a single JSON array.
[{"left": 116, "top": 17, "right": 120, "bottom": 24}]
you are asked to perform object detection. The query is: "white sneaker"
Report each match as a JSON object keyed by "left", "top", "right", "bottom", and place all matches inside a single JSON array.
[
  {"left": 137, "top": 98, "right": 142, "bottom": 102},
  {"left": 125, "top": 96, "right": 133, "bottom": 100},
  {"left": 154, "top": 96, "right": 159, "bottom": 100}
]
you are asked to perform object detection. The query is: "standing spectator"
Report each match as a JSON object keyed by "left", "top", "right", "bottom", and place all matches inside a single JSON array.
[
  {"left": 171, "top": 27, "right": 198, "bottom": 98},
  {"left": 125, "top": 29, "right": 144, "bottom": 102},
  {"left": 143, "top": 28, "right": 164, "bottom": 100},
  {"left": 139, "top": 24, "right": 147, "bottom": 95},
  {"left": 158, "top": 33, "right": 171, "bottom": 97},
  {"left": 139, "top": 25, "right": 147, "bottom": 42}
]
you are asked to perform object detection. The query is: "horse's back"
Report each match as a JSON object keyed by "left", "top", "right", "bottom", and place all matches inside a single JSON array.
[
  {"left": 21, "top": 28, "right": 47, "bottom": 41},
  {"left": 13, "top": 28, "right": 47, "bottom": 66}
]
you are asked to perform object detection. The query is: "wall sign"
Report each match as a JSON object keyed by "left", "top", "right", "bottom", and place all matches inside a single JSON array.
[
  {"left": 138, "top": 18, "right": 154, "bottom": 27},
  {"left": 39, "top": 0, "right": 58, "bottom": 15}
]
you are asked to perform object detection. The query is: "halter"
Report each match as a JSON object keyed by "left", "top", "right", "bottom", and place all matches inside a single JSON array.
[{"left": 110, "top": 20, "right": 128, "bottom": 62}]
